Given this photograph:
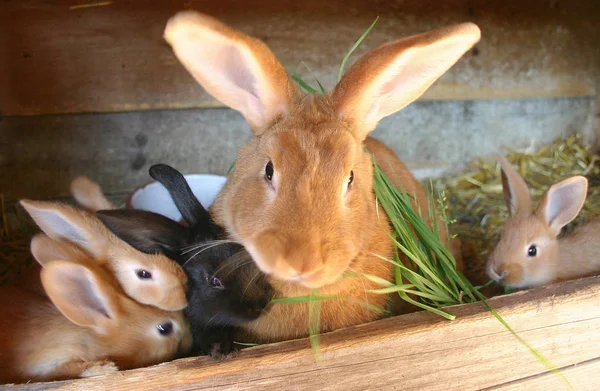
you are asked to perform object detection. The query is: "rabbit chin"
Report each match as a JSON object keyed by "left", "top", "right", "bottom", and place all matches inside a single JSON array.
[
  {"left": 505, "top": 266, "right": 556, "bottom": 289},
  {"left": 521, "top": 266, "right": 556, "bottom": 289}
]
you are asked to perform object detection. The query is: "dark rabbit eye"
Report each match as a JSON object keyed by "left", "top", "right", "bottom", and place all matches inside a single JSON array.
[
  {"left": 156, "top": 322, "right": 173, "bottom": 336},
  {"left": 527, "top": 245, "right": 537, "bottom": 257},
  {"left": 348, "top": 171, "right": 354, "bottom": 187},
  {"left": 209, "top": 276, "right": 224, "bottom": 289},
  {"left": 265, "top": 161, "right": 274, "bottom": 181},
  {"left": 136, "top": 269, "right": 152, "bottom": 279}
]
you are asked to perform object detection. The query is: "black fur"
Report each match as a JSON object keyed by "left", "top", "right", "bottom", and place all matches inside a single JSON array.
[{"left": 96, "top": 164, "right": 271, "bottom": 356}]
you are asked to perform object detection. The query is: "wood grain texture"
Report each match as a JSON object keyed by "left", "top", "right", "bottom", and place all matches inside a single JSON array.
[
  {"left": 2, "top": 275, "right": 599, "bottom": 390},
  {"left": 490, "top": 358, "right": 600, "bottom": 391},
  {"left": 1, "top": 0, "right": 599, "bottom": 116}
]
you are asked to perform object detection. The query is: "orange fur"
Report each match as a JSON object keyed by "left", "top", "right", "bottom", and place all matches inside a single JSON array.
[
  {"left": 0, "top": 258, "right": 191, "bottom": 384},
  {"left": 487, "top": 156, "right": 598, "bottom": 289},
  {"left": 164, "top": 11, "right": 480, "bottom": 342},
  {"left": 20, "top": 200, "right": 188, "bottom": 311},
  {"left": 70, "top": 176, "right": 116, "bottom": 212}
]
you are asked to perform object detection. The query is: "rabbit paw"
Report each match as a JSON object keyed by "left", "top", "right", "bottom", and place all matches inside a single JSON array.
[{"left": 79, "top": 360, "right": 119, "bottom": 378}]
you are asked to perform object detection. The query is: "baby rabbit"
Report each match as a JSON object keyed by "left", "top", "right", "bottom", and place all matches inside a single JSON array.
[
  {"left": 486, "top": 155, "right": 600, "bottom": 289},
  {"left": 88, "top": 164, "right": 272, "bottom": 354},
  {"left": 19, "top": 199, "right": 188, "bottom": 311},
  {"left": 0, "top": 236, "right": 191, "bottom": 384},
  {"left": 163, "top": 11, "right": 479, "bottom": 342}
]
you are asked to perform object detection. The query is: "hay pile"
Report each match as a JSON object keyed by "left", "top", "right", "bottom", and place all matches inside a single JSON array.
[{"left": 438, "top": 134, "right": 600, "bottom": 286}]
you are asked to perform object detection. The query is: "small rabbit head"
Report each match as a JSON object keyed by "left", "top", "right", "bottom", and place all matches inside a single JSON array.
[
  {"left": 163, "top": 11, "right": 481, "bottom": 288},
  {"left": 486, "top": 156, "right": 588, "bottom": 289},
  {"left": 39, "top": 257, "right": 192, "bottom": 369},
  {"left": 97, "top": 208, "right": 272, "bottom": 327},
  {"left": 20, "top": 200, "right": 188, "bottom": 311},
  {"left": 96, "top": 164, "right": 272, "bottom": 329}
]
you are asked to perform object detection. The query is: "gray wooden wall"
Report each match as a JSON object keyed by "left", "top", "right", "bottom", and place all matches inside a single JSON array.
[{"left": 2, "top": 0, "right": 599, "bottom": 201}]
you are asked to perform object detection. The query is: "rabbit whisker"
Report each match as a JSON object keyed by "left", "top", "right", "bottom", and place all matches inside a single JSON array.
[
  {"left": 242, "top": 269, "right": 262, "bottom": 297},
  {"left": 181, "top": 239, "right": 237, "bottom": 254},
  {"left": 182, "top": 243, "right": 228, "bottom": 266}
]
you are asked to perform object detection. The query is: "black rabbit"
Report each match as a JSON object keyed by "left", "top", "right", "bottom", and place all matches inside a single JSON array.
[{"left": 96, "top": 164, "right": 271, "bottom": 356}]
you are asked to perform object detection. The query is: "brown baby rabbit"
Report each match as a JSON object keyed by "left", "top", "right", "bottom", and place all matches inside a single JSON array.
[
  {"left": 0, "top": 237, "right": 191, "bottom": 384},
  {"left": 487, "top": 155, "right": 600, "bottom": 289},
  {"left": 164, "top": 11, "right": 479, "bottom": 342},
  {"left": 20, "top": 199, "right": 188, "bottom": 311}
]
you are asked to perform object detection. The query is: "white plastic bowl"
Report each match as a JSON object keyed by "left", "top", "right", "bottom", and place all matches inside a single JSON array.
[{"left": 129, "top": 174, "right": 227, "bottom": 221}]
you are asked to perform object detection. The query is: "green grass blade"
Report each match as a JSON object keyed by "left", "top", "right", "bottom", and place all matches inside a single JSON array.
[
  {"left": 233, "top": 341, "right": 260, "bottom": 347},
  {"left": 360, "top": 273, "right": 395, "bottom": 287},
  {"left": 337, "top": 16, "right": 379, "bottom": 82},
  {"left": 290, "top": 68, "right": 318, "bottom": 94},
  {"left": 271, "top": 294, "right": 340, "bottom": 304},
  {"left": 368, "top": 284, "right": 414, "bottom": 294},
  {"left": 301, "top": 62, "right": 326, "bottom": 94}
]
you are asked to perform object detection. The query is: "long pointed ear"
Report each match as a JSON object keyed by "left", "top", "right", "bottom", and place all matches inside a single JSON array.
[
  {"left": 497, "top": 155, "right": 532, "bottom": 217},
  {"left": 96, "top": 209, "right": 189, "bottom": 263},
  {"left": 164, "top": 11, "right": 296, "bottom": 133},
  {"left": 70, "top": 176, "right": 115, "bottom": 212},
  {"left": 333, "top": 23, "right": 480, "bottom": 137},
  {"left": 535, "top": 176, "right": 588, "bottom": 236},
  {"left": 20, "top": 200, "right": 108, "bottom": 257},
  {"left": 149, "top": 164, "right": 210, "bottom": 227},
  {"left": 41, "top": 260, "right": 119, "bottom": 334},
  {"left": 30, "top": 233, "right": 88, "bottom": 266}
]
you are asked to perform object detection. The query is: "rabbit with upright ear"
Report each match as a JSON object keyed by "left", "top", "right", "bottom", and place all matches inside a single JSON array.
[
  {"left": 90, "top": 164, "right": 272, "bottom": 355},
  {"left": 0, "top": 244, "right": 191, "bottom": 384},
  {"left": 19, "top": 199, "right": 188, "bottom": 311},
  {"left": 163, "top": 11, "right": 480, "bottom": 342},
  {"left": 486, "top": 155, "right": 600, "bottom": 289}
]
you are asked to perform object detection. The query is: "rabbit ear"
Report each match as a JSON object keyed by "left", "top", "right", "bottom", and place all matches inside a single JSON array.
[
  {"left": 96, "top": 209, "right": 188, "bottom": 262},
  {"left": 70, "top": 176, "right": 115, "bottom": 212},
  {"left": 41, "top": 260, "right": 119, "bottom": 333},
  {"left": 164, "top": 11, "right": 296, "bottom": 133},
  {"left": 149, "top": 164, "right": 210, "bottom": 227},
  {"left": 20, "top": 200, "right": 108, "bottom": 257},
  {"left": 535, "top": 176, "right": 588, "bottom": 236},
  {"left": 497, "top": 155, "right": 532, "bottom": 217},
  {"left": 333, "top": 23, "right": 480, "bottom": 138},
  {"left": 30, "top": 233, "right": 88, "bottom": 266}
]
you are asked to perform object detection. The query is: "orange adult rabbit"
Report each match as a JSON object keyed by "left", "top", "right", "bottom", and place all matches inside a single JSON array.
[{"left": 164, "top": 11, "right": 480, "bottom": 342}]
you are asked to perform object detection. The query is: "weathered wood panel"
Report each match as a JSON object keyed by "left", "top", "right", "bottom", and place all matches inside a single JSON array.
[
  {"left": 1, "top": 0, "right": 599, "bottom": 116},
  {"left": 491, "top": 358, "right": 600, "bottom": 391},
  {"left": 0, "top": 97, "right": 592, "bottom": 201},
  {"left": 3, "top": 275, "right": 599, "bottom": 390}
]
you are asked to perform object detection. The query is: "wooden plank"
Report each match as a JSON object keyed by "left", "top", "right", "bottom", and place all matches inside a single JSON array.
[
  {"left": 490, "top": 357, "right": 600, "bottom": 391},
  {"left": 1, "top": 0, "right": 599, "bottom": 116},
  {"left": 2, "top": 275, "right": 599, "bottom": 390},
  {"left": 0, "top": 97, "right": 593, "bottom": 202}
]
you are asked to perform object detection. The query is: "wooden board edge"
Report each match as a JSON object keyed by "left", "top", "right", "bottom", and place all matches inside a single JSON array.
[{"left": 4, "top": 274, "right": 599, "bottom": 390}]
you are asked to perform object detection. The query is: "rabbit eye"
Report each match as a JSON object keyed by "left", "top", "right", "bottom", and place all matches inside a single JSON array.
[
  {"left": 156, "top": 322, "right": 173, "bottom": 336},
  {"left": 136, "top": 269, "right": 152, "bottom": 279},
  {"left": 527, "top": 245, "right": 537, "bottom": 257},
  {"left": 348, "top": 171, "right": 354, "bottom": 187},
  {"left": 209, "top": 276, "right": 224, "bottom": 289},
  {"left": 265, "top": 161, "right": 274, "bottom": 181}
]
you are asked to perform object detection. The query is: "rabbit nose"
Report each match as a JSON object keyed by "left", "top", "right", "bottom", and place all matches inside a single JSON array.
[{"left": 494, "top": 267, "right": 508, "bottom": 280}]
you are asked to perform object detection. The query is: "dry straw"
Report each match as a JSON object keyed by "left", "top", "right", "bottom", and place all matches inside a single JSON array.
[{"left": 437, "top": 133, "right": 600, "bottom": 286}]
